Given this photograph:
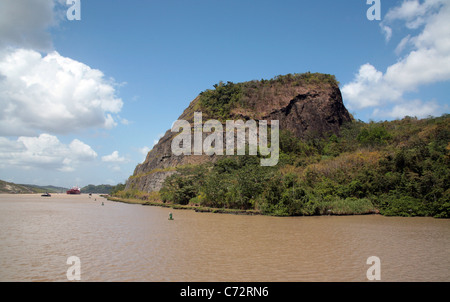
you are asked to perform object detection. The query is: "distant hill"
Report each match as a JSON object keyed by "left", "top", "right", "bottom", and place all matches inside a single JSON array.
[
  {"left": 22, "top": 184, "right": 68, "bottom": 193},
  {"left": 0, "top": 180, "right": 68, "bottom": 194},
  {"left": 81, "top": 184, "right": 114, "bottom": 194},
  {"left": 0, "top": 180, "right": 35, "bottom": 194},
  {"left": 0, "top": 180, "right": 116, "bottom": 194}
]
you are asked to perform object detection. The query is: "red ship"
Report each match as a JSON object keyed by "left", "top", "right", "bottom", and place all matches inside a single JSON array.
[{"left": 66, "top": 186, "right": 81, "bottom": 195}]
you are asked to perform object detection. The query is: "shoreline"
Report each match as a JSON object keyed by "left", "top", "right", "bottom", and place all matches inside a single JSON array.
[
  {"left": 105, "top": 195, "right": 380, "bottom": 217},
  {"left": 106, "top": 196, "right": 262, "bottom": 215}
]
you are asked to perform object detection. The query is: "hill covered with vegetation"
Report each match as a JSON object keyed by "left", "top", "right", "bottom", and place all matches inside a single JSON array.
[
  {"left": 114, "top": 114, "right": 449, "bottom": 218},
  {"left": 81, "top": 184, "right": 115, "bottom": 194},
  {"left": 0, "top": 180, "right": 67, "bottom": 194},
  {"left": 113, "top": 73, "right": 449, "bottom": 218},
  {"left": 126, "top": 73, "right": 352, "bottom": 193}
]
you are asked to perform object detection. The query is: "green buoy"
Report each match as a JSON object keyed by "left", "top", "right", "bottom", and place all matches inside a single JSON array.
[{"left": 169, "top": 213, "right": 174, "bottom": 220}]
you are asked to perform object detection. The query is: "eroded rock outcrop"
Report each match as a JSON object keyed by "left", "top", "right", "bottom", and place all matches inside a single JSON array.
[{"left": 126, "top": 73, "right": 352, "bottom": 192}]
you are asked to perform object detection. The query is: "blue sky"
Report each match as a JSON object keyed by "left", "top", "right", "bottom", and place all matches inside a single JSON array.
[{"left": 0, "top": 0, "right": 449, "bottom": 187}]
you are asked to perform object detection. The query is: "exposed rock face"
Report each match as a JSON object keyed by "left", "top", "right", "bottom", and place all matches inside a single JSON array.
[
  {"left": 126, "top": 74, "right": 352, "bottom": 192},
  {"left": 264, "top": 88, "right": 351, "bottom": 139}
]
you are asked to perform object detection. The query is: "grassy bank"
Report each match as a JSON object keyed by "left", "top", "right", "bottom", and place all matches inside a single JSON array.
[
  {"left": 106, "top": 194, "right": 379, "bottom": 217},
  {"left": 153, "top": 115, "right": 450, "bottom": 218},
  {"left": 106, "top": 195, "right": 262, "bottom": 215},
  {"left": 112, "top": 115, "right": 449, "bottom": 218}
]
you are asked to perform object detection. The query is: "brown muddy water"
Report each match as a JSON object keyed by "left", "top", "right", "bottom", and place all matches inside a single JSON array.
[{"left": 0, "top": 194, "right": 448, "bottom": 282}]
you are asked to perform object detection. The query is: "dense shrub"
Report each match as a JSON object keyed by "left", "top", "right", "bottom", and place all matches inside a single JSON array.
[{"left": 155, "top": 115, "right": 449, "bottom": 217}]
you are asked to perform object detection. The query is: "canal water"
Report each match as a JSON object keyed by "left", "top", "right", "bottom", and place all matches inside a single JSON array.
[{"left": 0, "top": 194, "right": 448, "bottom": 282}]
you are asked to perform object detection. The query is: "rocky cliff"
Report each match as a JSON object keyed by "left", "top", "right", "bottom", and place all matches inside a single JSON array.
[{"left": 126, "top": 73, "right": 352, "bottom": 193}]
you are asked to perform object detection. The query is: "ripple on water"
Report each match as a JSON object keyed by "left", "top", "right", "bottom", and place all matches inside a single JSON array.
[{"left": 0, "top": 194, "right": 449, "bottom": 282}]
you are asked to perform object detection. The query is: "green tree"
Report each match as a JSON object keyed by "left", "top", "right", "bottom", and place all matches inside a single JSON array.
[{"left": 357, "top": 124, "right": 392, "bottom": 146}]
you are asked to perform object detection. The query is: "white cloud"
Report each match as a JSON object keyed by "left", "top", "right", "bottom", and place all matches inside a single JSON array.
[
  {"left": 138, "top": 146, "right": 151, "bottom": 162},
  {"left": 101, "top": 151, "right": 129, "bottom": 172},
  {"left": 380, "top": 25, "right": 393, "bottom": 42},
  {"left": 0, "top": 1, "right": 126, "bottom": 136},
  {"left": 0, "top": 49, "right": 124, "bottom": 136},
  {"left": 384, "top": 0, "right": 444, "bottom": 28},
  {"left": 70, "top": 139, "right": 98, "bottom": 161},
  {"left": 341, "top": 63, "right": 400, "bottom": 109},
  {"left": 342, "top": 1, "right": 450, "bottom": 118},
  {"left": 0, "top": 1, "right": 129, "bottom": 184},
  {"left": 139, "top": 146, "right": 151, "bottom": 156},
  {"left": 373, "top": 99, "right": 441, "bottom": 119},
  {"left": 395, "top": 34, "right": 412, "bottom": 55},
  {"left": 101, "top": 151, "right": 126, "bottom": 163},
  {"left": 136, "top": 134, "right": 164, "bottom": 162},
  {"left": 0, "top": 133, "right": 97, "bottom": 171},
  {"left": 119, "top": 117, "right": 130, "bottom": 125},
  {"left": 0, "top": 0, "right": 61, "bottom": 52}
]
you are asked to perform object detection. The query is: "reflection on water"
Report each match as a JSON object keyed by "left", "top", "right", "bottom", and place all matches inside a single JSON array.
[{"left": 0, "top": 194, "right": 449, "bottom": 282}]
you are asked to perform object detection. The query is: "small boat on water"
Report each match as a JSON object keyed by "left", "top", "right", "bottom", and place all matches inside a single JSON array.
[
  {"left": 41, "top": 192, "right": 51, "bottom": 197},
  {"left": 66, "top": 186, "right": 81, "bottom": 195}
]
